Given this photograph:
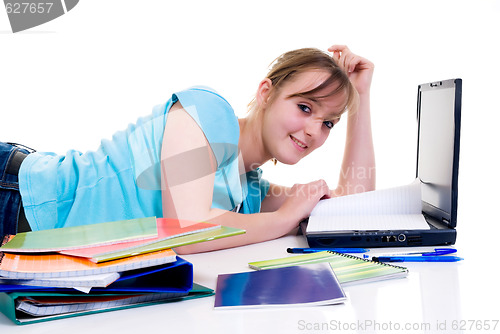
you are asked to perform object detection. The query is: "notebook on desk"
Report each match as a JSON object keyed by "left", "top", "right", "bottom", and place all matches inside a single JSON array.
[{"left": 302, "top": 78, "right": 462, "bottom": 248}]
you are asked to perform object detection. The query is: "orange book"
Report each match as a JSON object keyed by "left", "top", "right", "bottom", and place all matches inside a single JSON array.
[{"left": 0, "top": 249, "right": 176, "bottom": 279}]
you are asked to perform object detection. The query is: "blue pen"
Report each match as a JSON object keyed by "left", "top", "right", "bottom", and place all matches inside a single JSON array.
[
  {"left": 287, "top": 248, "right": 368, "bottom": 254},
  {"left": 372, "top": 256, "right": 463, "bottom": 263},
  {"left": 365, "top": 248, "right": 457, "bottom": 259},
  {"left": 421, "top": 248, "right": 457, "bottom": 256}
]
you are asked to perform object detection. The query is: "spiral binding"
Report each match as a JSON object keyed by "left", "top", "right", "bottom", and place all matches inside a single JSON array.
[{"left": 326, "top": 251, "right": 409, "bottom": 271}]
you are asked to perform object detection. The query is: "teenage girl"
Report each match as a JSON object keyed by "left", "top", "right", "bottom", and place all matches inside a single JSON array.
[{"left": 0, "top": 45, "right": 374, "bottom": 254}]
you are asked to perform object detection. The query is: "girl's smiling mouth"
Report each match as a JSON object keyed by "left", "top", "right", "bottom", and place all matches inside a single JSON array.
[{"left": 290, "top": 135, "right": 308, "bottom": 150}]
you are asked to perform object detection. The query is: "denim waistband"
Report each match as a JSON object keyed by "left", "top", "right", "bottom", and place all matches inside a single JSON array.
[
  {"left": 1, "top": 142, "right": 33, "bottom": 237},
  {"left": 6, "top": 150, "right": 28, "bottom": 175}
]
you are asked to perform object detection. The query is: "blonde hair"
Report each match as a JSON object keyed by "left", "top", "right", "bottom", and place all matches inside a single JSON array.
[{"left": 249, "top": 48, "right": 357, "bottom": 115}]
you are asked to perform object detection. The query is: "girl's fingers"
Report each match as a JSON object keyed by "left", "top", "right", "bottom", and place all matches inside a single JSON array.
[
  {"left": 347, "top": 55, "right": 362, "bottom": 73},
  {"left": 329, "top": 45, "right": 356, "bottom": 72},
  {"left": 328, "top": 44, "right": 349, "bottom": 53}
]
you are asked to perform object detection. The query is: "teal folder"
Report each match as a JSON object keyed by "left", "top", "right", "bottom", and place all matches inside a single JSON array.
[{"left": 0, "top": 283, "right": 213, "bottom": 325}]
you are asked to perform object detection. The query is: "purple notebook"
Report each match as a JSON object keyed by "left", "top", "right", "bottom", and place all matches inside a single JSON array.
[{"left": 214, "top": 262, "right": 346, "bottom": 309}]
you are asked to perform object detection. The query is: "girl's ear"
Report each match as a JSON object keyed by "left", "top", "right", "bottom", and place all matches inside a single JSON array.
[{"left": 256, "top": 78, "right": 273, "bottom": 107}]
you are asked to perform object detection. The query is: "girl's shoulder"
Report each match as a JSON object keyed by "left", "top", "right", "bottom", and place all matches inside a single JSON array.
[
  {"left": 173, "top": 86, "right": 233, "bottom": 112},
  {"left": 171, "top": 86, "right": 239, "bottom": 144}
]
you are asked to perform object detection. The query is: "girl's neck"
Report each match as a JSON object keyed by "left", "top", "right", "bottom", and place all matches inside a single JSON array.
[{"left": 238, "top": 115, "right": 272, "bottom": 172}]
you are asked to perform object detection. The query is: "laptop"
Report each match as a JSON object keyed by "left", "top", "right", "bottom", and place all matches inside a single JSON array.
[{"left": 302, "top": 78, "right": 462, "bottom": 248}]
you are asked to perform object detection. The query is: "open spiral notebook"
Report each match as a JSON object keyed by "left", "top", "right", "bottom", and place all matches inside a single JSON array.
[{"left": 249, "top": 251, "right": 408, "bottom": 286}]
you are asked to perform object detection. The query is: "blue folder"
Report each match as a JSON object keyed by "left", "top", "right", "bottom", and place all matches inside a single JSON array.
[
  {"left": 0, "top": 257, "right": 214, "bottom": 325},
  {"left": 0, "top": 257, "right": 192, "bottom": 293}
]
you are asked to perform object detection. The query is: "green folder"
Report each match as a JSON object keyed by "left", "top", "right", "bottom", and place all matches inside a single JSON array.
[
  {"left": 91, "top": 226, "right": 245, "bottom": 263},
  {"left": 0, "top": 283, "right": 214, "bottom": 325},
  {"left": 0, "top": 217, "right": 158, "bottom": 252}
]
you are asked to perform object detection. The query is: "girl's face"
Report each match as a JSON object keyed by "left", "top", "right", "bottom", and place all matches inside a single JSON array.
[{"left": 260, "top": 70, "right": 347, "bottom": 165}]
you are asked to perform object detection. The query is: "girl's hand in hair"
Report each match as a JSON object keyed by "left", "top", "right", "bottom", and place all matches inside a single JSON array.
[{"left": 328, "top": 45, "right": 374, "bottom": 96}]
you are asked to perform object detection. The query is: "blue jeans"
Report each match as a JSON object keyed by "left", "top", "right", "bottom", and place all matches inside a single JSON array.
[{"left": 0, "top": 142, "right": 31, "bottom": 241}]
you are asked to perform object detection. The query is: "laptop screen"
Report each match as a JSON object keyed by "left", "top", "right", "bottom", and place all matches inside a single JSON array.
[{"left": 416, "top": 79, "right": 462, "bottom": 228}]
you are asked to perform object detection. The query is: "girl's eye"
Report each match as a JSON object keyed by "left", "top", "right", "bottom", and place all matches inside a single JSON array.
[
  {"left": 323, "top": 120, "right": 334, "bottom": 129},
  {"left": 298, "top": 104, "right": 311, "bottom": 113}
]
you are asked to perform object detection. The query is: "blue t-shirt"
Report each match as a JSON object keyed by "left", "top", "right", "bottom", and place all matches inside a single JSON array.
[{"left": 19, "top": 86, "right": 270, "bottom": 230}]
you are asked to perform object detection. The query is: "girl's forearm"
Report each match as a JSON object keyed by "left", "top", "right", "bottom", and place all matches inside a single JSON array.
[
  {"left": 334, "top": 92, "right": 375, "bottom": 196},
  {"left": 174, "top": 209, "right": 295, "bottom": 254}
]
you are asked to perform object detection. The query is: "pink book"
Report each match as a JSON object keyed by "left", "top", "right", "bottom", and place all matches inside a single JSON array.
[{"left": 59, "top": 218, "right": 219, "bottom": 262}]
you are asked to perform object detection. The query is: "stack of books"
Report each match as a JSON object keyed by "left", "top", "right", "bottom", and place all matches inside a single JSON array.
[{"left": 0, "top": 217, "right": 244, "bottom": 325}]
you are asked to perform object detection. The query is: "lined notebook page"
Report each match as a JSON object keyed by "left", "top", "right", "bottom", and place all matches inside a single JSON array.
[
  {"left": 307, "top": 180, "right": 430, "bottom": 233},
  {"left": 0, "top": 272, "right": 120, "bottom": 288},
  {"left": 16, "top": 291, "right": 187, "bottom": 317}
]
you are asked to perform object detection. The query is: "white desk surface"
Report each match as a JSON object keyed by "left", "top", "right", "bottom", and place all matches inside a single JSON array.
[{"left": 1, "top": 205, "right": 499, "bottom": 334}]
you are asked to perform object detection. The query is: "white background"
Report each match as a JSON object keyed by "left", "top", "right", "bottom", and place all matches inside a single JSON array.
[
  {"left": 2, "top": 0, "right": 498, "bottom": 191},
  {"left": 1, "top": 1, "right": 500, "bottom": 331},
  {"left": 2, "top": 0, "right": 499, "bottom": 246},
  {"left": 1, "top": 1, "right": 499, "bottom": 232}
]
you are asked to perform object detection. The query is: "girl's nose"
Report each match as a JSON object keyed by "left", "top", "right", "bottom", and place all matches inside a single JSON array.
[{"left": 304, "top": 119, "right": 322, "bottom": 137}]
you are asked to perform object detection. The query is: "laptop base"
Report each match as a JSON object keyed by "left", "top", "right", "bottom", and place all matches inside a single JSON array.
[{"left": 301, "top": 222, "right": 456, "bottom": 249}]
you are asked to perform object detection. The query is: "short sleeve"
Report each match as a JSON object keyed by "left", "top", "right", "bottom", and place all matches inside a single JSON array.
[
  {"left": 240, "top": 168, "right": 270, "bottom": 214},
  {"left": 172, "top": 86, "right": 239, "bottom": 168}
]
